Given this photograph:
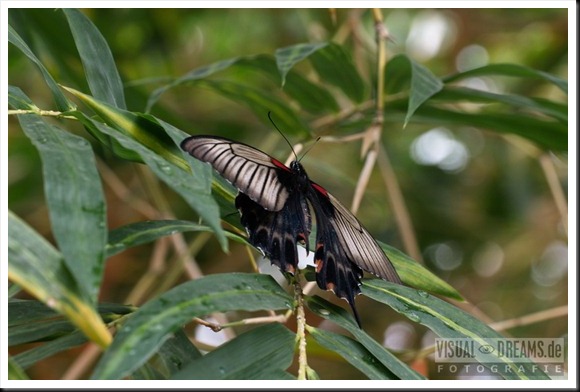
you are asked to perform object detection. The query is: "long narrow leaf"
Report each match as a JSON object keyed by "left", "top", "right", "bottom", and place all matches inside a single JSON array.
[
  {"left": 362, "top": 279, "right": 551, "bottom": 380},
  {"left": 199, "top": 80, "right": 309, "bottom": 137},
  {"left": 381, "top": 242, "right": 463, "bottom": 301},
  {"left": 8, "top": 211, "right": 111, "bottom": 347},
  {"left": 106, "top": 220, "right": 246, "bottom": 258},
  {"left": 307, "top": 326, "right": 397, "bottom": 380},
  {"left": 305, "top": 295, "right": 424, "bottom": 380},
  {"left": 385, "top": 54, "right": 444, "bottom": 127},
  {"left": 87, "top": 119, "right": 228, "bottom": 251},
  {"left": 13, "top": 331, "right": 88, "bottom": 369},
  {"left": 433, "top": 87, "right": 567, "bottom": 122},
  {"left": 310, "top": 43, "right": 366, "bottom": 103},
  {"left": 61, "top": 87, "right": 228, "bottom": 251},
  {"left": 171, "top": 324, "right": 295, "bottom": 380},
  {"left": 443, "top": 63, "right": 568, "bottom": 94},
  {"left": 275, "top": 42, "right": 328, "bottom": 86},
  {"left": 14, "top": 115, "right": 106, "bottom": 305},
  {"left": 8, "top": 25, "right": 74, "bottom": 112},
  {"left": 63, "top": 9, "right": 126, "bottom": 109},
  {"left": 92, "top": 273, "right": 293, "bottom": 379}
]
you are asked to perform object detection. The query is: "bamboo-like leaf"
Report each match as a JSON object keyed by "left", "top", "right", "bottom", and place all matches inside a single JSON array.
[
  {"left": 7, "top": 25, "right": 75, "bottom": 112},
  {"left": 92, "top": 273, "right": 293, "bottom": 379},
  {"left": 385, "top": 54, "right": 444, "bottom": 127},
  {"left": 406, "top": 103, "right": 567, "bottom": 151},
  {"left": 8, "top": 358, "right": 29, "bottom": 380},
  {"left": 307, "top": 326, "right": 397, "bottom": 380},
  {"left": 171, "top": 324, "right": 295, "bottom": 379},
  {"left": 63, "top": 9, "right": 126, "bottom": 109},
  {"left": 60, "top": 88, "right": 228, "bottom": 251},
  {"left": 63, "top": 86, "right": 185, "bottom": 170},
  {"left": 305, "top": 295, "right": 425, "bottom": 380},
  {"left": 434, "top": 87, "right": 567, "bottom": 122},
  {"left": 10, "top": 88, "right": 107, "bottom": 305},
  {"left": 198, "top": 79, "right": 309, "bottom": 137},
  {"left": 310, "top": 43, "right": 366, "bottom": 103},
  {"left": 362, "top": 279, "right": 551, "bottom": 380},
  {"left": 87, "top": 118, "right": 227, "bottom": 251},
  {"left": 443, "top": 63, "right": 568, "bottom": 94},
  {"left": 380, "top": 242, "right": 463, "bottom": 301},
  {"left": 13, "top": 331, "right": 88, "bottom": 369},
  {"left": 106, "top": 220, "right": 246, "bottom": 258},
  {"left": 147, "top": 53, "right": 338, "bottom": 116},
  {"left": 275, "top": 42, "right": 328, "bottom": 86},
  {"left": 153, "top": 329, "right": 203, "bottom": 378},
  {"left": 8, "top": 211, "right": 112, "bottom": 348}
]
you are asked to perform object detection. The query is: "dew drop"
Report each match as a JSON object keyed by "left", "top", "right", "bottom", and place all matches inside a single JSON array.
[
  {"left": 319, "top": 309, "right": 330, "bottom": 316},
  {"left": 158, "top": 163, "right": 172, "bottom": 174},
  {"left": 405, "top": 312, "right": 421, "bottom": 323},
  {"left": 417, "top": 290, "right": 429, "bottom": 298}
]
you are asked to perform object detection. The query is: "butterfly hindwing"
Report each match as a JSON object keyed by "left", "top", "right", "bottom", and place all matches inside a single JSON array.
[{"left": 235, "top": 191, "right": 311, "bottom": 275}]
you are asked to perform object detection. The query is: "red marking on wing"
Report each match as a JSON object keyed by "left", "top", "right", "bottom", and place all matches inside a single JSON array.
[
  {"left": 271, "top": 158, "right": 291, "bottom": 171},
  {"left": 315, "top": 259, "right": 323, "bottom": 273},
  {"left": 311, "top": 182, "right": 328, "bottom": 197}
]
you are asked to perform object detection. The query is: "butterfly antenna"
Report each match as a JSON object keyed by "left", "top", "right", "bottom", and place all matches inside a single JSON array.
[
  {"left": 298, "top": 136, "right": 321, "bottom": 163},
  {"left": 268, "top": 111, "right": 298, "bottom": 161}
]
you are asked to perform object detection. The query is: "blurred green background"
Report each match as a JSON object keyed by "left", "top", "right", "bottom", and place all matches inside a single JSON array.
[{"left": 8, "top": 8, "right": 568, "bottom": 379}]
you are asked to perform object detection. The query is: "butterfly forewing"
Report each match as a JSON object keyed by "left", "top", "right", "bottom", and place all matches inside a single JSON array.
[
  {"left": 325, "top": 193, "right": 402, "bottom": 284},
  {"left": 181, "top": 136, "right": 290, "bottom": 211}
]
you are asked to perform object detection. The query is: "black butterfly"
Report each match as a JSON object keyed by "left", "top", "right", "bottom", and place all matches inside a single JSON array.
[{"left": 181, "top": 135, "right": 402, "bottom": 327}]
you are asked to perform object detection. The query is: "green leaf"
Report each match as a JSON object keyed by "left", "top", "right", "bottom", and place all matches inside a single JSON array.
[
  {"left": 9, "top": 318, "right": 76, "bottom": 346},
  {"left": 381, "top": 242, "right": 463, "bottom": 301},
  {"left": 147, "top": 53, "right": 338, "bottom": 116},
  {"left": 434, "top": 87, "right": 567, "bottom": 122},
  {"left": 93, "top": 119, "right": 227, "bottom": 251},
  {"left": 305, "top": 296, "right": 424, "bottom": 380},
  {"left": 15, "top": 113, "right": 107, "bottom": 306},
  {"left": 107, "top": 220, "right": 246, "bottom": 258},
  {"left": 63, "top": 86, "right": 185, "bottom": 170},
  {"left": 199, "top": 79, "right": 309, "bottom": 137},
  {"left": 385, "top": 54, "right": 444, "bottom": 127},
  {"left": 275, "top": 42, "right": 328, "bottom": 86},
  {"left": 307, "top": 326, "right": 397, "bottom": 380},
  {"left": 443, "top": 63, "right": 568, "bottom": 94},
  {"left": 310, "top": 43, "right": 366, "bottom": 103},
  {"left": 60, "top": 90, "right": 228, "bottom": 251},
  {"left": 362, "top": 280, "right": 551, "bottom": 380},
  {"left": 63, "top": 9, "right": 126, "bottom": 109},
  {"left": 171, "top": 323, "right": 295, "bottom": 379},
  {"left": 8, "top": 211, "right": 112, "bottom": 347},
  {"left": 8, "top": 358, "right": 29, "bottom": 380},
  {"left": 7, "top": 25, "right": 75, "bottom": 112},
  {"left": 13, "top": 331, "right": 88, "bottom": 369},
  {"left": 153, "top": 329, "right": 203, "bottom": 377},
  {"left": 146, "top": 56, "right": 243, "bottom": 112},
  {"left": 92, "top": 273, "right": 293, "bottom": 379},
  {"left": 407, "top": 104, "right": 567, "bottom": 152}
]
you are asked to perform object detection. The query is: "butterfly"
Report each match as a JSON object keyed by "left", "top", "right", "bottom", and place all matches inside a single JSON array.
[{"left": 180, "top": 135, "right": 402, "bottom": 327}]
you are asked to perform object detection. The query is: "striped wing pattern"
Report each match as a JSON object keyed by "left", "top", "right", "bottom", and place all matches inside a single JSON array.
[
  {"left": 325, "top": 193, "right": 402, "bottom": 284},
  {"left": 180, "top": 136, "right": 290, "bottom": 211},
  {"left": 307, "top": 186, "right": 401, "bottom": 326},
  {"left": 181, "top": 135, "right": 402, "bottom": 327}
]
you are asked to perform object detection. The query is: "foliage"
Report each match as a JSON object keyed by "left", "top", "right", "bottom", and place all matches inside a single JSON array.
[{"left": 7, "top": 8, "right": 567, "bottom": 380}]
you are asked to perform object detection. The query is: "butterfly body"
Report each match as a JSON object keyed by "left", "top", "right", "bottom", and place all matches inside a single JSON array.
[{"left": 181, "top": 135, "right": 401, "bottom": 327}]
